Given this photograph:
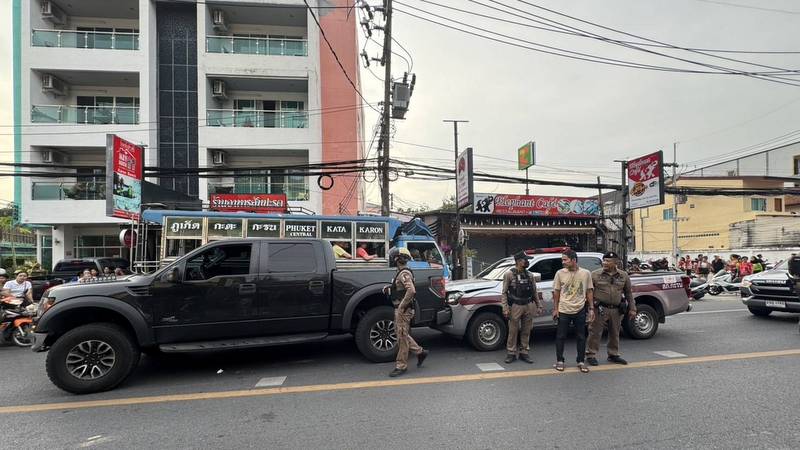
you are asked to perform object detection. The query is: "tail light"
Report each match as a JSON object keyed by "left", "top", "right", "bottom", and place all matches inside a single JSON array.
[
  {"left": 429, "top": 277, "right": 446, "bottom": 299},
  {"left": 682, "top": 276, "right": 691, "bottom": 298}
]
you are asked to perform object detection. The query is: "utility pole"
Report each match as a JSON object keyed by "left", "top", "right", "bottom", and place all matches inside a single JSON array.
[
  {"left": 616, "top": 160, "right": 629, "bottom": 269},
  {"left": 443, "top": 119, "right": 468, "bottom": 279},
  {"left": 378, "top": 0, "right": 393, "bottom": 217},
  {"left": 597, "top": 176, "right": 605, "bottom": 250},
  {"left": 671, "top": 142, "right": 679, "bottom": 267}
]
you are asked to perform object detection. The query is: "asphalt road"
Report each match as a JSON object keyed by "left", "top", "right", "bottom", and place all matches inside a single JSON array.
[{"left": 2, "top": 295, "right": 799, "bottom": 449}]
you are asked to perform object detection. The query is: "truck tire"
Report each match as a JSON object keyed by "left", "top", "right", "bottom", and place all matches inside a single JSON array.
[
  {"left": 747, "top": 306, "right": 772, "bottom": 317},
  {"left": 467, "top": 311, "right": 507, "bottom": 352},
  {"left": 623, "top": 304, "right": 659, "bottom": 340},
  {"left": 355, "top": 306, "right": 398, "bottom": 363},
  {"left": 46, "top": 323, "right": 140, "bottom": 395}
]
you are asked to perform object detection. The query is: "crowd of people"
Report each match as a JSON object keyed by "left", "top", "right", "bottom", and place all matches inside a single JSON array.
[{"left": 628, "top": 254, "right": 770, "bottom": 281}]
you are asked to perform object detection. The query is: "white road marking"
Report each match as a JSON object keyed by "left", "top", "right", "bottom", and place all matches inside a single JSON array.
[
  {"left": 255, "top": 376, "right": 287, "bottom": 388},
  {"left": 79, "top": 436, "right": 113, "bottom": 448},
  {"left": 669, "top": 308, "right": 747, "bottom": 317},
  {"left": 654, "top": 351, "right": 688, "bottom": 358},
  {"left": 476, "top": 363, "right": 505, "bottom": 372}
]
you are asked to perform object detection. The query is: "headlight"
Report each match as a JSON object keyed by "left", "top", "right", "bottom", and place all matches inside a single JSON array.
[
  {"left": 741, "top": 278, "right": 752, "bottom": 288},
  {"left": 37, "top": 296, "right": 56, "bottom": 318},
  {"left": 446, "top": 291, "right": 464, "bottom": 305}
]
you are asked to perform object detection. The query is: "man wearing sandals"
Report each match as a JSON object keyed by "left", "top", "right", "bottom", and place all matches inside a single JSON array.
[
  {"left": 552, "top": 249, "right": 595, "bottom": 373},
  {"left": 586, "top": 252, "right": 636, "bottom": 366}
]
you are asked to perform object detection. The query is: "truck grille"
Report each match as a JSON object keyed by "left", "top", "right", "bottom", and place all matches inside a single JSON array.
[{"left": 750, "top": 279, "right": 797, "bottom": 300}]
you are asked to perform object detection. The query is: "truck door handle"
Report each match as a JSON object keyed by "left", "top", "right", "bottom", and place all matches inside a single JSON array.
[
  {"left": 239, "top": 283, "right": 256, "bottom": 295},
  {"left": 308, "top": 280, "right": 325, "bottom": 293}
]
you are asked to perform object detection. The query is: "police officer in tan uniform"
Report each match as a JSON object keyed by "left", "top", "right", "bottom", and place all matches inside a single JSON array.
[
  {"left": 502, "top": 253, "right": 544, "bottom": 364},
  {"left": 386, "top": 247, "right": 428, "bottom": 377},
  {"left": 586, "top": 251, "right": 637, "bottom": 366}
]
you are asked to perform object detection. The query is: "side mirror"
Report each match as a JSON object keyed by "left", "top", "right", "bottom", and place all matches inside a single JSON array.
[
  {"left": 165, "top": 267, "right": 180, "bottom": 283},
  {"left": 531, "top": 272, "right": 542, "bottom": 283}
]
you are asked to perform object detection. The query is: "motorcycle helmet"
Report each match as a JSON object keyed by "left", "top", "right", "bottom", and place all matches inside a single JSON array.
[{"left": 389, "top": 247, "right": 413, "bottom": 265}]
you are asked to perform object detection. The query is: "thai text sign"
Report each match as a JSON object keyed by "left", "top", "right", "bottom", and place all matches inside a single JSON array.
[{"left": 627, "top": 151, "right": 665, "bottom": 210}]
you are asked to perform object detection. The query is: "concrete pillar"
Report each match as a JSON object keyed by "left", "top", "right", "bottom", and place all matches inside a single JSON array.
[{"left": 51, "top": 224, "right": 75, "bottom": 263}]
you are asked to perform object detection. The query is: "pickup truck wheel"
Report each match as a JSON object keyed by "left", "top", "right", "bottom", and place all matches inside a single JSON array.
[
  {"left": 708, "top": 285, "right": 722, "bottom": 296},
  {"left": 467, "top": 312, "right": 507, "bottom": 352},
  {"left": 747, "top": 306, "right": 772, "bottom": 317},
  {"left": 46, "top": 323, "right": 140, "bottom": 395},
  {"left": 623, "top": 304, "right": 659, "bottom": 340},
  {"left": 355, "top": 306, "right": 398, "bottom": 363}
]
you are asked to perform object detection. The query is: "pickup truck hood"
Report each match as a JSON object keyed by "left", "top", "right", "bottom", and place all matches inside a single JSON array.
[
  {"left": 747, "top": 269, "right": 790, "bottom": 282},
  {"left": 446, "top": 278, "right": 501, "bottom": 293}
]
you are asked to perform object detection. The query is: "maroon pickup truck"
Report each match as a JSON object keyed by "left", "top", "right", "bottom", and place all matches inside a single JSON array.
[{"left": 435, "top": 252, "right": 693, "bottom": 351}]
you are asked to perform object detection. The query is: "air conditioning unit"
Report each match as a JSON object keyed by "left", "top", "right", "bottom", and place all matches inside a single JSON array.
[
  {"left": 41, "top": 73, "right": 67, "bottom": 96},
  {"left": 41, "top": 149, "right": 65, "bottom": 164},
  {"left": 211, "top": 79, "right": 227, "bottom": 99},
  {"left": 40, "top": 0, "right": 67, "bottom": 25},
  {"left": 211, "top": 150, "right": 227, "bottom": 166},
  {"left": 212, "top": 10, "right": 228, "bottom": 31}
]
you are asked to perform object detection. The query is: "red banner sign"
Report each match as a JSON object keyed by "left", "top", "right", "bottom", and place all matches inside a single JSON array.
[
  {"left": 106, "top": 135, "right": 143, "bottom": 220},
  {"left": 473, "top": 193, "right": 600, "bottom": 216},
  {"left": 627, "top": 151, "right": 664, "bottom": 209},
  {"left": 209, "top": 194, "right": 288, "bottom": 213}
]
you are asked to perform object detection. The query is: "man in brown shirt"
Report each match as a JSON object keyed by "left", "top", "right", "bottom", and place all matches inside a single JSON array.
[
  {"left": 586, "top": 252, "right": 637, "bottom": 366},
  {"left": 387, "top": 247, "right": 428, "bottom": 377},
  {"left": 501, "top": 253, "right": 544, "bottom": 364}
]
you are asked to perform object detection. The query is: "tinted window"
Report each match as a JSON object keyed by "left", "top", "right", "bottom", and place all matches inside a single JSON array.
[
  {"left": 184, "top": 244, "right": 252, "bottom": 281},
  {"left": 529, "top": 258, "right": 561, "bottom": 281},
  {"left": 54, "top": 261, "right": 96, "bottom": 272},
  {"left": 267, "top": 243, "right": 316, "bottom": 273},
  {"left": 578, "top": 257, "right": 602, "bottom": 272},
  {"left": 406, "top": 242, "right": 444, "bottom": 267}
]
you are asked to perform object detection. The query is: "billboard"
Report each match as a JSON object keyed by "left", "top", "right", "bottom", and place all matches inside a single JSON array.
[
  {"left": 627, "top": 151, "right": 665, "bottom": 210},
  {"left": 209, "top": 193, "right": 288, "bottom": 213},
  {"left": 518, "top": 141, "right": 535, "bottom": 170},
  {"left": 456, "top": 147, "right": 474, "bottom": 209},
  {"left": 106, "top": 135, "right": 143, "bottom": 220},
  {"left": 473, "top": 193, "right": 600, "bottom": 217}
]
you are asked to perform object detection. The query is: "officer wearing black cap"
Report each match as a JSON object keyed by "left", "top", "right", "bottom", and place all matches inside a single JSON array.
[
  {"left": 501, "top": 253, "right": 543, "bottom": 364},
  {"left": 586, "top": 251, "right": 636, "bottom": 366}
]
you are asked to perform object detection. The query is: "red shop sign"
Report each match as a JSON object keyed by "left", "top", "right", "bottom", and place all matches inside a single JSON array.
[{"left": 209, "top": 194, "right": 288, "bottom": 213}]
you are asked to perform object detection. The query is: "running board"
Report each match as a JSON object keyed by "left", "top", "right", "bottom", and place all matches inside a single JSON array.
[{"left": 158, "top": 333, "right": 329, "bottom": 353}]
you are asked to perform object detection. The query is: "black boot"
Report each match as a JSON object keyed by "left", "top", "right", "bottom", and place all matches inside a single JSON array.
[
  {"left": 519, "top": 354, "right": 534, "bottom": 364},
  {"left": 417, "top": 350, "right": 429, "bottom": 367},
  {"left": 504, "top": 354, "right": 517, "bottom": 364},
  {"left": 389, "top": 368, "right": 407, "bottom": 377}
]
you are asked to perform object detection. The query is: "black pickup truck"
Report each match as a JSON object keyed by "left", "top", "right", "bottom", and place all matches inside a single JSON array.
[
  {"left": 27, "top": 257, "right": 131, "bottom": 299},
  {"left": 32, "top": 239, "right": 448, "bottom": 394}
]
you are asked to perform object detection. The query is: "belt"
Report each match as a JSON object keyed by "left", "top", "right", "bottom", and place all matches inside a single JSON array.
[
  {"left": 508, "top": 298, "right": 533, "bottom": 305},
  {"left": 598, "top": 302, "right": 620, "bottom": 308}
]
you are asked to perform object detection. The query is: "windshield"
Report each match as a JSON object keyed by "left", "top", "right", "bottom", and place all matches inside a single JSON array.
[{"left": 479, "top": 262, "right": 513, "bottom": 280}]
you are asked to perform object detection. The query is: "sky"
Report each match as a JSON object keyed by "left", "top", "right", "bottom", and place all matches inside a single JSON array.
[
  {"left": 355, "top": 0, "right": 800, "bottom": 210},
  {"left": 0, "top": 0, "right": 11, "bottom": 206},
  {"left": 2, "top": 0, "right": 800, "bottom": 212}
]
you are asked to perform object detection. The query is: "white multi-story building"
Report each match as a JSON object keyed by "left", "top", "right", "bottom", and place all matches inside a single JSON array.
[{"left": 13, "top": 0, "right": 365, "bottom": 269}]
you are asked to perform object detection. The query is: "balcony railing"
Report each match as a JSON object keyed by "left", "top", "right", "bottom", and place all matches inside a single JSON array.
[
  {"left": 32, "top": 181, "right": 106, "bottom": 200},
  {"left": 206, "top": 36, "right": 307, "bottom": 56},
  {"left": 32, "top": 29, "right": 139, "bottom": 50},
  {"left": 206, "top": 109, "right": 307, "bottom": 128},
  {"left": 208, "top": 183, "right": 309, "bottom": 201},
  {"left": 31, "top": 105, "right": 140, "bottom": 125}
]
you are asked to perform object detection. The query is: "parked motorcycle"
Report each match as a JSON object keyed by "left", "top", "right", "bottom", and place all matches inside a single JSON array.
[
  {"left": 1, "top": 298, "right": 36, "bottom": 347},
  {"left": 690, "top": 277, "right": 708, "bottom": 300},
  {"left": 706, "top": 270, "right": 742, "bottom": 296}
]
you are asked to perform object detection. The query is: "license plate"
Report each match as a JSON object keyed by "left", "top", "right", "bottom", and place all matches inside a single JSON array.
[{"left": 765, "top": 301, "right": 786, "bottom": 308}]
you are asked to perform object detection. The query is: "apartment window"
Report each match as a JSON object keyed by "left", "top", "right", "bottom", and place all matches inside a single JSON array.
[
  {"left": 662, "top": 208, "right": 674, "bottom": 220},
  {"left": 774, "top": 198, "right": 783, "bottom": 212},
  {"left": 794, "top": 155, "right": 800, "bottom": 175},
  {"left": 76, "top": 27, "right": 139, "bottom": 50},
  {"left": 233, "top": 169, "right": 309, "bottom": 201},
  {"left": 76, "top": 96, "right": 139, "bottom": 124},
  {"left": 750, "top": 198, "right": 767, "bottom": 212},
  {"left": 41, "top": 235, "right": 53, "bottom": 271}
]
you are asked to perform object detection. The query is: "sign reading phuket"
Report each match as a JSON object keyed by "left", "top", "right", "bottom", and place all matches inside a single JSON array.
[
  {"left": 473, "top": 193, "right": 600, "bottom": 217},
  {"left": 627, "top": 151, "right": 665, "bottom": 210}
]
